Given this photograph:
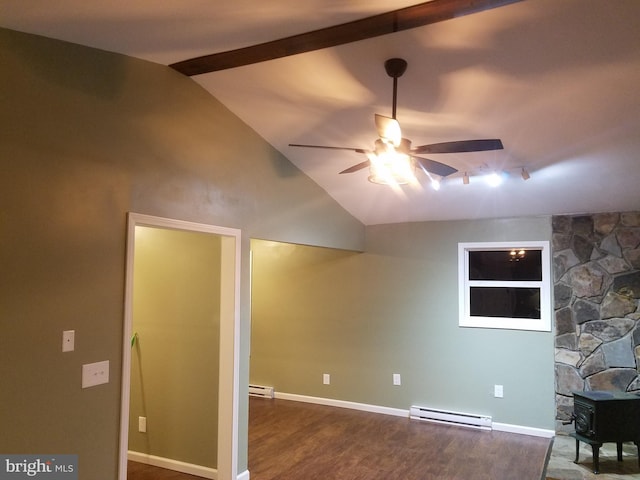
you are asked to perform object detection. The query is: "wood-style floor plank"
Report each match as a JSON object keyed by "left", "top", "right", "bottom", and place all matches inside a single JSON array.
[
  {"left": 129, "top": 397, "right": 552, "bottom": 480},
  {"left": 127, "top": 460, "right": 202, "bottom": 479},
  {"left": 248, "top": 397, "right": 552, "bottom": 480}
]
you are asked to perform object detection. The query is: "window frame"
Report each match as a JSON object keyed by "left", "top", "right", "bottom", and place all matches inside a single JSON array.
[{"left": 458, "top": 241, "right": 551, "bottom": 331}]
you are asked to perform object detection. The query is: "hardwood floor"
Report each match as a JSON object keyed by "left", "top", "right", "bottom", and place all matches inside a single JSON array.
[
  {"left": 249, "top": 397, "right": 552, "bottom": 480},
  {"left": 127, "top": 461, "right": 203, "bottom": 479},
  {"left": 129, "top": 397, "right": 553, "bottom": 480}
]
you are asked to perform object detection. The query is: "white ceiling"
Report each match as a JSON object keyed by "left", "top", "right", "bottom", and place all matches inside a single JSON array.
[{"left": 3, "top": 0, "right": 639, "bottom": 225}]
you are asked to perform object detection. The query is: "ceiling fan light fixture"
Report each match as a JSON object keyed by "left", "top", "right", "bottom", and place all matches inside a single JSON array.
[
  {"left": 375, "top": 114, "right": 402, "bottom": 147},
  {"left": 367, "top": 148, "right": 415, "bottom": 186},
  {"left": 387, "top": 121, "right": 402, "bottom": 147},
  {"left": 463, "top": 172, "right": 470, "bottom": 185},
  {"left": 521, "top": 167, "right": 530, "bottom": 180}
]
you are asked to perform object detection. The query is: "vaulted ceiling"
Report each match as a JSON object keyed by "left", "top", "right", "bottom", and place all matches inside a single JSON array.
[{"left": 3, "top": 0, "right": 639, "bottom": 225}]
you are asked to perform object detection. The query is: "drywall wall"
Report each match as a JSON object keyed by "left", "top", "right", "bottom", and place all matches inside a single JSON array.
[
  {"left": 251, "top": 216, "right": 555, "bottom": 430},
  {"left": 129, "top": 226, "right": 221, "bottom": 468},
  {"left": 0, "top": 27, "right": 364, "bottom": 479}
]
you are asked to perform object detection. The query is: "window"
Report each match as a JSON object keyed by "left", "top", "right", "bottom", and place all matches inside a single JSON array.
[{"left": 458, "top": 241, "right": 551, "bottom": 331}]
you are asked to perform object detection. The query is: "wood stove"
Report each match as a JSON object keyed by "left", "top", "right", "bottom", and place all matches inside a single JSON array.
[{"left": 569, "top": 390, "right": 640, "bottom": 474}]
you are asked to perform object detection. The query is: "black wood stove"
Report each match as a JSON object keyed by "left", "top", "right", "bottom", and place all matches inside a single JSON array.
[{"left": 569, "top": 390, "right": 640, "bottom": 474}]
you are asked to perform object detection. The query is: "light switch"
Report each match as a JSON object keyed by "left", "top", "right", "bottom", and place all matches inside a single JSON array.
[
  {"left": 82, "top": 360, "right": 109, "bottom": 388},
  {"left": 138, "top": 416, "right": 147, "bottom": 433},
  {"left": 62, "top": 330, "right": 75, "bottom": 352}
]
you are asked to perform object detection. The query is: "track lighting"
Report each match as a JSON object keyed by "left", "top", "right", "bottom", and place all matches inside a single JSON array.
[
  {"left": 485, "top": 172, "right": 504, "bottom": 187},
  {"left": 461, "top": 166, "right": 530, "bottom": 186}
]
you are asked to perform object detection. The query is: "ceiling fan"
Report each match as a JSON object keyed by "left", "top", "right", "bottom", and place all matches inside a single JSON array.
[{"left": 289, "top": 58, "right": 504, "bottom": 186}]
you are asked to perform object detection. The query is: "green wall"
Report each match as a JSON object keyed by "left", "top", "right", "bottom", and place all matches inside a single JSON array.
[
  {"left": 0, "top": 27, "right": 364, "bottom": 479},
  {"left": 251, "top": 216, "right": 555, "bottom": 429},
  {"left": 129, "top": 226, "right": 221, "bottom": 467}
]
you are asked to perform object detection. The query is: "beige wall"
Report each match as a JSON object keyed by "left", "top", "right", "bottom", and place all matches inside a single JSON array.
[
  {"left": 129, "top": 226, "right": 221, "bottom": 467},
  {"left": 251, "top": 216, "right": 556, "bottom": 430},
  {"left": 0, "top": 27, "right": 364, "bottom": 479}
]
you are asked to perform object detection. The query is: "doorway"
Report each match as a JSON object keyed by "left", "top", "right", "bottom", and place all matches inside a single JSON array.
[{"left": 119, "top": 213, "right": 241, "bottom": 480}]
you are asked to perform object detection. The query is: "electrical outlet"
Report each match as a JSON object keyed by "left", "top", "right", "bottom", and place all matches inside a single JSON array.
[
  {"left": 62, "top": 330, "right": 75, "bottom": 352},
  {"left": 82, "top": 360, "right": 109, "bottom": 388},
  {"left": 393, "top": 373, "right": 401, "bottom": 386},
  {"left": 494, "top": 384, "right": 504, "bottom": 398},
  {"left": 138, "top": 416, "right": 147, "bottom": 433},
  {"left": 323, "top": 373, "right": 330, "bottom": 385}
]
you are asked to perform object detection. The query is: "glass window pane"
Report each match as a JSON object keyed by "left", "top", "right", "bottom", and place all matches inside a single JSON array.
[
  {"left": 470, "top": 287, "right": 541, "bottom": 319},
  {"left": 468, "top": 250, "right": 542, "bottom": 281}
]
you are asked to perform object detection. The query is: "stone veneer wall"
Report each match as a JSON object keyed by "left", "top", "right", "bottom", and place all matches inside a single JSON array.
[{"left": 553, "top": 211, "right": 640, "bottom": 432}]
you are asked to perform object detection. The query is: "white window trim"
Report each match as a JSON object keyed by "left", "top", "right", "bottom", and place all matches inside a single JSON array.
[{"left": 458, "top": 241, "right": 551, "bottom": 332}]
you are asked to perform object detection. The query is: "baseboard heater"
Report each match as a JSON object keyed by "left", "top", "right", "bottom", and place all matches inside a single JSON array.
[
  {"left": 249, "top": 384, "right": 274, "bottom": 399},
  {"left": 410, "top": 405, "right": 492, "bottom": 431}
]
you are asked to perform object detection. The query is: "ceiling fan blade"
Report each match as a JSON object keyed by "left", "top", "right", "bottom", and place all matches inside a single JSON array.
[
  {"left": 374, "top": 114, "right": 401, "bottom": 146},
  {"left": 289, "top": 144, "right": 367, "bottom": 154},
  {"left": 339, "top": 160, "right": 371, "bottom": 174},
  {"left": 412, "top": 139, "right": 503, "bottom": 154},
  {"left": 413, "top": 156, "right": 458, "bottom": 177}
]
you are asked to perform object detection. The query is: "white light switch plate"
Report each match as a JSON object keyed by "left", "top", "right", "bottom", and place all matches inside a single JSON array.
[
  {"left": 82, "top": 360, "right": 109, "bottom": 388},
  {"left": 393, "top": 373, "right": 401, "bottom": 386},
  {"left": 138, "top": 416, "right": 147, "bottom": 433}
]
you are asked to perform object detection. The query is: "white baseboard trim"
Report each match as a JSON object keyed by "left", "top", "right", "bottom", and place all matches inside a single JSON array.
[
  {"left": 275, "top": 392, "right": 410, "bottom": 418},
  {"left": 492, "top": 422, "right": 555, "bottom": 438},
  {"left": 273, "top": 392, "right": 555, "bottom": 439},
  {"left": 128, "top": 451, "right": 216, "bottom": 479},
  {"left": 237, "top": 469, "right": 250, "bottom": 480}
]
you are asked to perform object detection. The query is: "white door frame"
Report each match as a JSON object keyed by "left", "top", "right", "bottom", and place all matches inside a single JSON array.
[{"left": 118, "top": 212, "right": 241, "bottom": 480}]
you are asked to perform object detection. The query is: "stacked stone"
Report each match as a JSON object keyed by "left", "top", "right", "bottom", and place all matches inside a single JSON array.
[{"left": 553, "top": 212, "right": 640, "bottom": 431}]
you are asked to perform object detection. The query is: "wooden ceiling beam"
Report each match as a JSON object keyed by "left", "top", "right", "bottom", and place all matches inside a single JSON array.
[{"left": 170, "top": 0, "right": 522, "bottom": 76}]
